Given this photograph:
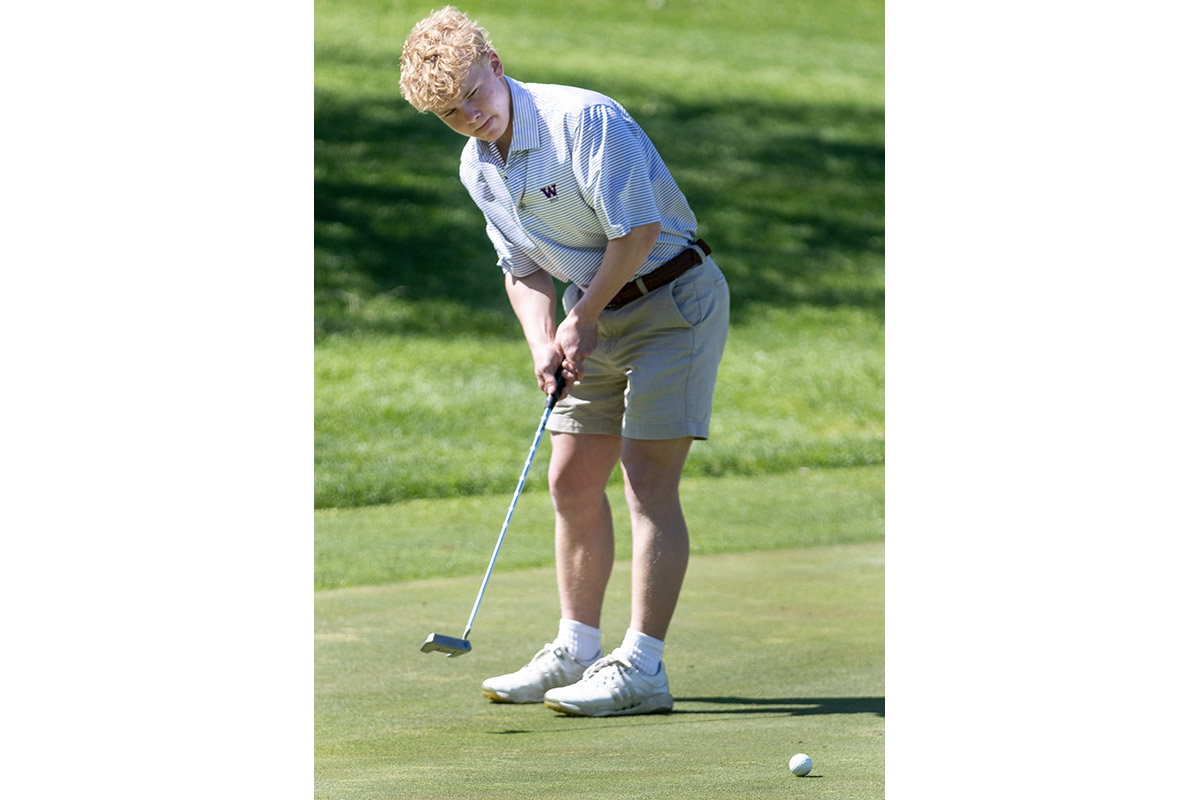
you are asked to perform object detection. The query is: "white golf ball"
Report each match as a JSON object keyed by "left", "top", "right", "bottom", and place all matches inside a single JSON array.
[{"left": 789, "top": 753, "right": 813, "bottom": 776}]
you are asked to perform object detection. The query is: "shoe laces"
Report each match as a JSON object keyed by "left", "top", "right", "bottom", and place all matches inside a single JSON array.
[
  {"left": 581, "top": 654, "right": 633, "bottom": 684},
  {"left": 524, "top": 644, "right": 566, "bottom": 671}
]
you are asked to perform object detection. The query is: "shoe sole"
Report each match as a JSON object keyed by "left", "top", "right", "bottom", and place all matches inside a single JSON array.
[
  {"left": 482, "top": 688, "right": 545, "bottom": 704},
  {"left": 543, "top": 693, "right": 673, "bottom": 717}
]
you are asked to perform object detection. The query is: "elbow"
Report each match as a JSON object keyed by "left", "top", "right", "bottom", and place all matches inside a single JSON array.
[{"left": 624, "top": 221, "right": 661, "bottom": 250}]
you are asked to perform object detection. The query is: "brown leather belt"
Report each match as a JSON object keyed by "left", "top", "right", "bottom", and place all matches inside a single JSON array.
[{"left": 604, "top": 239, "right": 712, "bottom": 310}]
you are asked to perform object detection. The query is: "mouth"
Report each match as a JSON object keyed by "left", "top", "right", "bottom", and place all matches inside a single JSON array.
[{"left": 475, "top": 116, "right": 494, "bottom": 136}]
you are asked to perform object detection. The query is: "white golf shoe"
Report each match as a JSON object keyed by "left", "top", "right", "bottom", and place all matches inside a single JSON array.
[
  {"left": 542, "top": 652, "right": 673, "bottom": 717},
  {"left": 481, "top": 644, "right": 593, "bottom": 704}
]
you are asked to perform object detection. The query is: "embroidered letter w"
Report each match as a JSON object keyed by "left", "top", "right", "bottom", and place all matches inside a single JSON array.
[{"left": 539, "top": 184, "right": 558, "bottom": 199}]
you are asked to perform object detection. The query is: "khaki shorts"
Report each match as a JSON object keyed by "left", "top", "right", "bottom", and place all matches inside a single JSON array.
[{"left": 548, "top": 256, "right": 729, "bottom": 440}]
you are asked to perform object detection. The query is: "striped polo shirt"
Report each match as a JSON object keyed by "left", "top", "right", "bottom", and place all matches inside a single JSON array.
[{"left": 459, "top": 76, "right": 699, "bottom": 287}]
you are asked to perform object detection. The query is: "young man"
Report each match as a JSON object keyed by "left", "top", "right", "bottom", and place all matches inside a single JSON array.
[{"left": 400, "top": 6, "right": 728, "bottom": 717}]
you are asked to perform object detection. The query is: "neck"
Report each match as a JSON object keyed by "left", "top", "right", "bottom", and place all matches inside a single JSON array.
[{"left": 496, "top": 78, "right": 514, "bottom": 161}]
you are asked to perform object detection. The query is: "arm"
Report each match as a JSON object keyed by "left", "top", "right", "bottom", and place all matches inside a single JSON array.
[
  {"left": 503, "top": 268, "right": 576, "bottom": 397},
  {"left": 555, "top": 221, "right": 662, "bottom": 377}
]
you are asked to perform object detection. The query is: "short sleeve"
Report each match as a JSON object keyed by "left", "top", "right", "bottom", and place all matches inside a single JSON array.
[
  {"left": 486, "top": 219, "right": 541, "bottom": 277},
  {"left": 571, "top": 105, "right": 663, "bottom": 240}
]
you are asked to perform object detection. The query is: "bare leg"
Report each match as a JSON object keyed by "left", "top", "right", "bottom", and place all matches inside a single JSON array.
[
  {"left": 547, "top": 433, "right": 623, "bottom": 629},
  {"left": 620, "top": 437, "right": 694, "bottom": 642}
]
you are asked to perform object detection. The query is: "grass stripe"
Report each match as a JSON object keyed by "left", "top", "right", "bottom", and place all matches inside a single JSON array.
[{"left": 316, "top": 465, "right": 882, "bottom": 590}]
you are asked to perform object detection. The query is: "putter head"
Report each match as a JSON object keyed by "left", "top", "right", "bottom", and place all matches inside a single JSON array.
[{"left": 420, "top": 632, "right": 471, "bottom": 657}]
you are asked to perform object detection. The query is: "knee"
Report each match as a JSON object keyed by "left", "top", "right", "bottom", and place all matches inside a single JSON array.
[
  {"left": 549, "top": 461, "right": 607, "bottom": 514},
  {"left": 620, "top": 441, "right": 690, "bottom": 514},
  {"left": 621, "top": 463, "right": 682, "bottom": 518}
]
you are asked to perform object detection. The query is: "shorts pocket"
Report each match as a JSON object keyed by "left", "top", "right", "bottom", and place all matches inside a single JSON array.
[
  {"left": 670, "top": 275, "right": 702, "bottom": 327},
  {"left": 668, "top": 266, "right": 725, "bottom": 329}
]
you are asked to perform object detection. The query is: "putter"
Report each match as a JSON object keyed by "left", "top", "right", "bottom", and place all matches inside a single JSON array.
[{"left": 421, "top": 368, "right": 567, "bottom": 657}]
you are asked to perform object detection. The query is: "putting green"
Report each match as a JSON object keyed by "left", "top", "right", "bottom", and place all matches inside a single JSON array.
[{"left": 316, "top": 541, "right": 883, "bottom": 799}]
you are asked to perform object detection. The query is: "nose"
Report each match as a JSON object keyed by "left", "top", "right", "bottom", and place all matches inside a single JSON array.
[{"left": 462, "top": 103, "right": 481, "bottom": 123}]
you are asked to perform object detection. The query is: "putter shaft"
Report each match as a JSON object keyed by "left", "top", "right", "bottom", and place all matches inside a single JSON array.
[
  {"left": 421, "top": 371, "right": 566, "bottom": 656},
  {"left": 461, "top": 401, "right": 554, "bottom": 641}
]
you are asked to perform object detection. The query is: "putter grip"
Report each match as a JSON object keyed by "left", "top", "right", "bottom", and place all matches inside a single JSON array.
[{"left": 546, "top": 367, "right": 567, "bottom": 410}]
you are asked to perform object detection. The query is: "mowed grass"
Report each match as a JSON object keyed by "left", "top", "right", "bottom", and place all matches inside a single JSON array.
[
  {"left": 316, "top": 542, "right": 884, "bottom": 799},
  {"left": 315, "top": 468, "right": 884, "bottom": 796},
  {"left": 315, "top": 309, "right": 883, "bottom": 507},
  {"left": 316, "top": 466, "right": 883, "bottom": 588}
]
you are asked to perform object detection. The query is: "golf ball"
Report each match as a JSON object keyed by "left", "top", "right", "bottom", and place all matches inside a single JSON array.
[{"left": 789, "top": 753, "right": 813, "bottom": 777}]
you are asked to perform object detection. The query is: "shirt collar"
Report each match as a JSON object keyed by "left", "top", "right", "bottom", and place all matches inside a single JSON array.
[{"left": 505, "top": 76, "right": 540, "bottom": 153}]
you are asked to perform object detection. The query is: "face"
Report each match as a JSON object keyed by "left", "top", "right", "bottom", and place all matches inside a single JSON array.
[{"left": 435, "top": 52, "right": 512, "bottom": 146}]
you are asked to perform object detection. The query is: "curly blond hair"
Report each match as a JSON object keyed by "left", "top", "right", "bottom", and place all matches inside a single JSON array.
[{"left": 399, "top": 6, "right": 494, "bottom": 113}]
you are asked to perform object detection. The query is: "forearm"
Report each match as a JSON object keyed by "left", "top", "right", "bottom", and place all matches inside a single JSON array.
[
  {"left": 570, "top": 221, "right": 662, "bottom": 324},
  {"left": 504, "top": 269, "right": 557, "bottom": 354},
  {"left": 504, "top": 269, "right": 567, "bottom": 395}
]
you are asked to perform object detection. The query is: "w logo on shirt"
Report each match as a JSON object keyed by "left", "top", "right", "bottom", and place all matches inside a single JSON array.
[{"left": 538, "top": 184, "right": 559, "bottom": 199}]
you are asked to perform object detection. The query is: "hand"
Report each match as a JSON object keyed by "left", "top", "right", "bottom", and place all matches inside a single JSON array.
[
  {"left": 554, "top": 309, "right": 597, "bottom": 384},
  {"left": 532, "top": 341, "right": 579, "bottom": 400}
]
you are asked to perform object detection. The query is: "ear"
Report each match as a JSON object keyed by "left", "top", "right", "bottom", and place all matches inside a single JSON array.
[{"left": 488, "top": 50, "right": 504, "bottom": 78}]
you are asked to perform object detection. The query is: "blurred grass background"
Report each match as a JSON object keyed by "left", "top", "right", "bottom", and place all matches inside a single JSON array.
[{"left": 315, "top": 0, "right": 883, "bottom": 509}]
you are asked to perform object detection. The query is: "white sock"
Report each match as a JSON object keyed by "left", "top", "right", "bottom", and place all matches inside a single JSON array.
[
  {"left": 617, "top": 628, "right": 665, "bottom": 675},
  {"left": 556, "top": 619, "right": 602, "bottom": 664}
]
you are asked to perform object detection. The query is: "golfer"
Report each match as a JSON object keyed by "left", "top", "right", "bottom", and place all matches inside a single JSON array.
[{"left": 400, "top": 6, "right": 728, "bottom": 717}]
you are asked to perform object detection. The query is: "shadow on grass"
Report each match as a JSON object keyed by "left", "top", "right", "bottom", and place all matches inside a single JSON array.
[
  {"left": 486, "top": 696, "right": 883, "bottom": 734},
  {"left": 315, "top": 87, "right": 882, "bottom": 339},
  {"left": 674, "top": 695, "right": 884, "bottom": 717}
]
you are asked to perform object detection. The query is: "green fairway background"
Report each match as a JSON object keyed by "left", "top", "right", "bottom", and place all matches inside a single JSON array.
[{"left": 316, "top": 0, "right": 883, "bottom": 796}]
